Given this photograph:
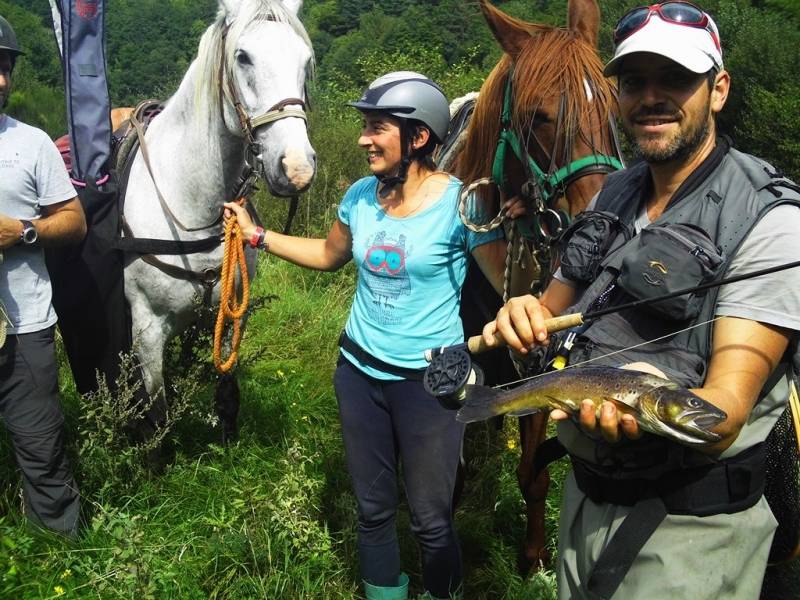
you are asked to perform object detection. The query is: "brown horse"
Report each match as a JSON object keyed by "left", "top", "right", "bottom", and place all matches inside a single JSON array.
[{"left": 451, "top": 0, "right": 622, "bottom": 574}]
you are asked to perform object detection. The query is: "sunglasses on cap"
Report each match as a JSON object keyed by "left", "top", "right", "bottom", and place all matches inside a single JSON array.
[{"left": 614, "top": 2, "right": 721, "bottom": 52}]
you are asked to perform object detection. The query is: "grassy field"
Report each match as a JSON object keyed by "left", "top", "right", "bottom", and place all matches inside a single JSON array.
[{"left": 0, "top": 256, "right": 569, "bottom": 599}]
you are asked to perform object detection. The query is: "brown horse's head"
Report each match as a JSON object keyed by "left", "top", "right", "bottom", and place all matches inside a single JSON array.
[{"left": 455, "top": 0, "right": 620, "bottom": 216}]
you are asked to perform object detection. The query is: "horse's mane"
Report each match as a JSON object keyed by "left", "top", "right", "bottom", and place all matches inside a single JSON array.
[
  {"left": 193, "top": 0, "right": 315, "bottom": 122},
  {"left": 454, "top": 25, "right": 615, "bottom": 186}
]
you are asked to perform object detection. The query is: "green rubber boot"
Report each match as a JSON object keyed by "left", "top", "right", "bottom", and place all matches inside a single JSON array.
[{"left": 363, "top": 573, "right": 409, "bottom": 600}]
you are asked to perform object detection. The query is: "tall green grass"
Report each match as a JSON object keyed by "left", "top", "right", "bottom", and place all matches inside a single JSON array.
[{"left": 0, "top": 256, "right": 565, "bottom": 599}]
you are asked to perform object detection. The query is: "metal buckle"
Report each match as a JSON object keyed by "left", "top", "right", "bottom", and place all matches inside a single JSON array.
[{"left": 202, "top": 268, "right": 220, "bottom": 285}]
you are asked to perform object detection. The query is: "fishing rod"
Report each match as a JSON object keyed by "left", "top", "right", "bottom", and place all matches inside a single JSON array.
[
  {"left": 421, "top": 258, "right": 800, "bottom": 406},
  {"left": 427, "top": 257, "right": 800, "bottom": 361}
]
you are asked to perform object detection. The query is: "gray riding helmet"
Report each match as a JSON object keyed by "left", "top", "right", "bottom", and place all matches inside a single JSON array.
[
  {"left": 0, "top": 16, "right": 23, "bottom": 58},
  {"left": 348, "top": 71, "right": 450, "bottom": 143}
]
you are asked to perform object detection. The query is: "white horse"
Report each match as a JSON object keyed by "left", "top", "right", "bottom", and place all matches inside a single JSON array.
[{"left": 122, "top": 0, "right": 315, "bottom": 399}]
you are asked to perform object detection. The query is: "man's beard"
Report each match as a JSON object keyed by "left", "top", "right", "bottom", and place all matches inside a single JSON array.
[{"left": 623, "top": 98, "right": 712, "bottom": 165}]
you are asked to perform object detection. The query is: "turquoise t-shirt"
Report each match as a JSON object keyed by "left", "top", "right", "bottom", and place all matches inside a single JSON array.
[{"left": 337, "top": 175, "right": 502, "bottom": 380}]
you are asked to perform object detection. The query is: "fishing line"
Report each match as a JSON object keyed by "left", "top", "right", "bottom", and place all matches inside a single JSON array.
[{"left": 490, "top": 275, "right": 800, "bottom": 391}]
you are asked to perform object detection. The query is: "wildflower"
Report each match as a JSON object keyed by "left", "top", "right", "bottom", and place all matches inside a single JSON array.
[
  {"left": 507, "top": 438, "right": 517, "bottom": 450},
  {"left": 60, "top": 569, "right": 72, "bottom": 579},
  {"left": 54, "top": 586, "right": 66, "bottom": 596}
]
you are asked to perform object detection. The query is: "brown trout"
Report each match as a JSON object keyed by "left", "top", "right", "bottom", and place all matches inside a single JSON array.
[{"left": 456, "top": 366, "right": 726, "bottom": 445}]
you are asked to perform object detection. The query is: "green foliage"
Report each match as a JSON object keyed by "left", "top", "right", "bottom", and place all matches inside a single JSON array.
[{"left": 0, "top": 1, "right": 798, "bottom": 597}]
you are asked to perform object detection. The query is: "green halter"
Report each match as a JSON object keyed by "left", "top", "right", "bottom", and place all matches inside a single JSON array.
[{"left": 491, "top": 72, "right": 624, "bottom": 207}]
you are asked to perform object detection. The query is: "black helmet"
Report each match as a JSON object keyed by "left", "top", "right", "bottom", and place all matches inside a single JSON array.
[
  {"left": 0, "top": 15, "right": 23, "bottom": 58},
  {"left": 349, "top": 72, "right": 450, "bottom": 143}
]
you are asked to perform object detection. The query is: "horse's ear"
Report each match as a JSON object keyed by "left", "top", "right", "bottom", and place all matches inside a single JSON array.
[
  {"left": 567, "top": 0, "right": 601, "bottom": 48},
  {"left": 479, "top": 0, "right": 531, "bottom": 57},
  {"left": 281, "top": 0, "right": 303, "bottom": 16},
  {"left": 219, "top": 0, "right": 242, "bottom": 25}
]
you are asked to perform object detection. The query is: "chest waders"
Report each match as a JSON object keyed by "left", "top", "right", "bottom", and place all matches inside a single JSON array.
[{"left": 541, "top": 141, "right": 800, "bottom": 598}]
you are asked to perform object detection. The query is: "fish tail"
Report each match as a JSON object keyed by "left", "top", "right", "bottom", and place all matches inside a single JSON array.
[{"left": 456, "top": 385, "right": 510, "bottom": 423}]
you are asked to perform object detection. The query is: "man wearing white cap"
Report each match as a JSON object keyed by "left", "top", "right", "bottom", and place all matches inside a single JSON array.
[{"left": 481, "top": 2, "right": 800, "bottom": 598}]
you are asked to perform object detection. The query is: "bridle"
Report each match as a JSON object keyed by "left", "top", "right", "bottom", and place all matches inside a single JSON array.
[
  {"left": 492, "top": 68, "right": 624, "bottom": 245},
  {"left": 219, "top": 19, "right": 309, "bottom": 200},
  {"left": 120, "top": 17, "right": 311, "bottom": 289},
  {"left": 459, "top": 65, "right": 625, "bottom": 305}
]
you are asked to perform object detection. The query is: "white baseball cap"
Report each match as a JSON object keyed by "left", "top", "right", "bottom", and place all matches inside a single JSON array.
[{"left": 604, "top": 2, "right": 723, "bottom": 76}]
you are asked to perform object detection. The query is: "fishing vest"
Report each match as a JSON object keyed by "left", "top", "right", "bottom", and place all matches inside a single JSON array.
[
  {"left": 557, "top": 144, "right": 800, "bottom": 461},
  {"left": 548, "top": 144, "right": 800, "bottom": 595}
]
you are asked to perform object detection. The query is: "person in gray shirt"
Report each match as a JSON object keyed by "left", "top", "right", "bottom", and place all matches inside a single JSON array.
[{"left": 0, "top": 15, "right": 86, "bottom": 536}]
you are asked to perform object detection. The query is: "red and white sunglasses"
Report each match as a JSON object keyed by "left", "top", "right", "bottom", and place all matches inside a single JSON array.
[{"left": 614, "top": 2, "right": 721, "bottom": 53}]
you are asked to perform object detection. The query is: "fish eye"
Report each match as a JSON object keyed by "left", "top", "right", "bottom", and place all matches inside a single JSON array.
[{"left": 688, "top": 397, "right": 701, "bottom": 408}]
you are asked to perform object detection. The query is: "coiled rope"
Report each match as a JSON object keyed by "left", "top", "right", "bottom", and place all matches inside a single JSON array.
[{"left": 213, "top": 214, "right": 250, "bottom": 373}]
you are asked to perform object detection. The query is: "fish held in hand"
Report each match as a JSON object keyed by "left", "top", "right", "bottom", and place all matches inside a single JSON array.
[{"left": 456, "top": 366, "right": 726, "bottom": 445}]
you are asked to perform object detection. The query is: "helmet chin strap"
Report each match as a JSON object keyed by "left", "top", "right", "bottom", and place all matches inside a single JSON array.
[{"left": 378, "top": 122, "right": 411, "bottom": 198}]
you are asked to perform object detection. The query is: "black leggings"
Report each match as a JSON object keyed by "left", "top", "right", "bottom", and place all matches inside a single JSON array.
[{"left": 333, "top": 356, "right": 464, "bottom": 597}]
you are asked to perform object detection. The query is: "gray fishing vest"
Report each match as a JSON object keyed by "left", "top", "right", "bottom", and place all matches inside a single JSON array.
[{"left": 558, "top": 144, "right": 800, "bottom": 464}]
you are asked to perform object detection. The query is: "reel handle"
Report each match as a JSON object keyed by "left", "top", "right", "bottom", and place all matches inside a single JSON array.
[{"left": 465, "top": 312, "right": 585, "bottom": 355}]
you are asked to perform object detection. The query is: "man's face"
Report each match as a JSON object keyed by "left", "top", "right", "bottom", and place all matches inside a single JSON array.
[
  {"left": 618, "top": 53, "right": 720, "bottom": 165},
  {"left": 0, "top": 51, "right": 12, "bottom": 110}
]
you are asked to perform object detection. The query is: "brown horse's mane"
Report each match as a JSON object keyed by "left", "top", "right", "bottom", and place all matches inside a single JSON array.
[{"left": 454, "top": 24, "right": 616, "bottom": 187}]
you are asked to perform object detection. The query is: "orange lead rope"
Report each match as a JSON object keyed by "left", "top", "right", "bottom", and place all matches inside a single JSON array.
[{"left": 214, "top": 212, "right": 250, "bottom": 373}]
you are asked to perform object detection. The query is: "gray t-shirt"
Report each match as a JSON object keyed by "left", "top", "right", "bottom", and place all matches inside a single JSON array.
[{"left": 0, "top": 115, "right": 76, "bottom": 334}]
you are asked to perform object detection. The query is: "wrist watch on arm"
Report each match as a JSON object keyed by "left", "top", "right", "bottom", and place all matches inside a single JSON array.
[{"left": 19, "top": 220, "right": 38, "bottom": 245}]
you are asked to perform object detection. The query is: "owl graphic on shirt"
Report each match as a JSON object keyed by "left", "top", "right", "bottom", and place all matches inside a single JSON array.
[{"left": 361, "top": 231, "right": 411, "bottom": 316}]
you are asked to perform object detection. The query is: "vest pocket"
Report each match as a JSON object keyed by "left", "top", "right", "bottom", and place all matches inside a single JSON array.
[
  {"left": 559, "top": 211, "right": 630, "bottom": 283},
  {"left": 617, "top": 223, "right": 725, "bottom": 321}
]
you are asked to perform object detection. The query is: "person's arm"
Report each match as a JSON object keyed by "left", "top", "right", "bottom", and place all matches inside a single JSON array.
[
  {"left": 471, "top": 238, "right": 507, "bottom": 297},
  {"left": 223, "top": 201, "right": 352, "bottom": 271},
  {"left": 566, "top": 316, "right": 791, "bottom": 452},
  {"left": 0, "top": 197, "right": 86, "bottom": 249}
]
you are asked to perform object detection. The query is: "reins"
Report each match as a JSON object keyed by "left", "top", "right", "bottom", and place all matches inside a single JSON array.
[{"left": 214, "top": 213, "right": 250, "bottom": 373}]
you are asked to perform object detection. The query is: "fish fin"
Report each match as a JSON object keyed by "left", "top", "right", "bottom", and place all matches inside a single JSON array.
[
  {"left": 604, "top": 397, "right": 639, "bottom": 416},
  {"left": 456, "top": 384, "right": 505, "bottom": 423},
  {"left": 508, "top": 407, "right": 544, "bottom": 418}
]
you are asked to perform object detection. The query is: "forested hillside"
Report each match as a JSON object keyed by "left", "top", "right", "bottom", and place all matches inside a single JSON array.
[
  {"left": 3, "top": 0, "right": 799, "bottom": 175},
  {"left": 1, "top": 2, "right": 799, "bottom": 597}
]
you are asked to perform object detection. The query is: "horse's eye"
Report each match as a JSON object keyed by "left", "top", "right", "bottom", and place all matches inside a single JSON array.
[
  {"left": 236, "top": 51, "right": 253, "bottom": 66},
  {"left": 531, "top": 113, "right": 551, "bottom": 127}
]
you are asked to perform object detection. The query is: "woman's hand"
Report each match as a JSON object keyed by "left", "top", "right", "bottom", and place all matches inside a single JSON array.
[
  {"left": 223, "top": 201, "right": 258, "bottom": 240},
  {"left": 482, "top": 294, "right": 552, "bottom": 354},
  {"left": 503, "top": 196, "right": 527, "bottom": 219}
]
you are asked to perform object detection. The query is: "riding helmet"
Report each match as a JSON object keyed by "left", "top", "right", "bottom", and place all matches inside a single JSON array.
[
  {"left": 0, "top": 16, "right": 23, "bottom": 58},
  {"left": 349, "top": 71, "right": 450, "bottom": 143}
]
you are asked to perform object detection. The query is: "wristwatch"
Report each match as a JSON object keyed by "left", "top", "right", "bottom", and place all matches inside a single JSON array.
[{"left": 19, "top": 220, "right": 38, "bottom": 245}]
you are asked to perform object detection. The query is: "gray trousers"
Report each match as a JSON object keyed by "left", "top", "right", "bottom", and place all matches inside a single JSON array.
[
  {"left": 0, "top": 326, "right": 80, "bottom": 536},
  {"left": 557, "top": 472, "right": 774, "bottom": 600}
]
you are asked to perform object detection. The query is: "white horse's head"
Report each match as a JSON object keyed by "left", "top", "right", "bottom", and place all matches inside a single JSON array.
[{"left": 201, "top": 0, "right": 316, "bottom": 196}]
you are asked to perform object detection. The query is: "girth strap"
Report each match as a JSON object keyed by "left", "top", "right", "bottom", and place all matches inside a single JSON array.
[{"left": 114, "top": 234, "right": 221, "bottom": 255}]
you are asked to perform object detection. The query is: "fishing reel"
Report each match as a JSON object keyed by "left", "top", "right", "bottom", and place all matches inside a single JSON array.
[{"left": 423, "top": 348, "right": 484, "bottom": 410}]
